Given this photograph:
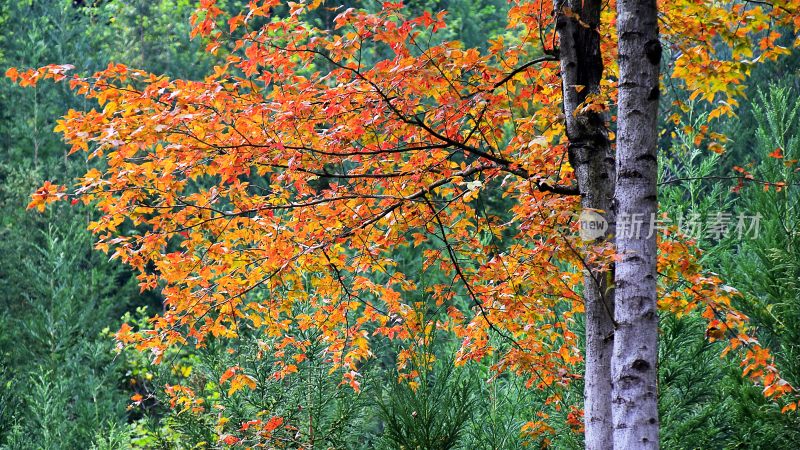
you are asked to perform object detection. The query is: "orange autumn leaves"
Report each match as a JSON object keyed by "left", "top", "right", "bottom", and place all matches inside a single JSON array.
[
  {"left": 9, "top": 0, "right": 800, "bottom": 433},
  {"left": 220, "top": 365, "right": 258, "bottom": 396},
  {"left": 27, "top": 180, "right": 67, "bottom": 212},
  {"left": 658, "top": 237, "right": 796, "bottom": 410}
]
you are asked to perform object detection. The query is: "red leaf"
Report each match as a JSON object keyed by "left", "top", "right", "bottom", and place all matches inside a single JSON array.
[{"left": 768, "top": 148, "right": 784, "bottom": 159}]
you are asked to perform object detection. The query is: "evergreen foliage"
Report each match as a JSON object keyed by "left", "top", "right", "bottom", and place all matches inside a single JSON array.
[{"left": 1, "top": 2, "right": 800, "bottom": 449}]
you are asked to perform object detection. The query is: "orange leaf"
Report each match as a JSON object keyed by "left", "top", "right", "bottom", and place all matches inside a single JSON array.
[
  {"left": 5, "top": 67, "right": 19, "bottom": 82},
  {"left": 264, "top": 416, "right": 284, "bottom": 432}
]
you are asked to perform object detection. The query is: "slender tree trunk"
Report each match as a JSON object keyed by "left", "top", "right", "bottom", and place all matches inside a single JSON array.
[
  {"left": 555, "top": 2, "right": 616, "bottom": 449},
  {"left": 612, "top": 0, "right": 661, "bottom": 448}
]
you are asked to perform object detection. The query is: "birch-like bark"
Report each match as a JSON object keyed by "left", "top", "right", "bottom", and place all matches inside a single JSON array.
[
  {"left": 612, "top": 0, "right": 661, "bottom": 448},
  {"left": 555, "top": 2, "right": 615, "bottom": 449}
]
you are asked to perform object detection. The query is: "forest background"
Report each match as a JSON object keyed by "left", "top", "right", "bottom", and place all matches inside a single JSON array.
[{"left": 1, "top": 1, "right": 799, "bottom": 448}]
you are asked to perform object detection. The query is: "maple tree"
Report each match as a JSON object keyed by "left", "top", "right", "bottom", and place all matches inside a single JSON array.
[{"left": 9, "top": 0, "right": 800, "bottom": 447}]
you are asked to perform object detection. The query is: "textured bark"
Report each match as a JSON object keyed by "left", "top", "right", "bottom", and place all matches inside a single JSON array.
[
  {"left": 555, "top": 2, "right": 616, "bottom": 449},
  {"left": 612, "top": 0, "right": 661, "bottom": 448}
]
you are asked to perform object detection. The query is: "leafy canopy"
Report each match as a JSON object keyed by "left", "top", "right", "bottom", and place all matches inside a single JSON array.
[{"left": 9, "top": 0, "right": 800, "bottom": 433}]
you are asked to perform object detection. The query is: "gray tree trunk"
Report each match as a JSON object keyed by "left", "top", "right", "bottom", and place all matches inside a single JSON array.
[
  {"left": 612, "top": 0, "right": 661, "bottom": 448},
  {"left": 555, "top": 2, "right": 616, "bottom": 449}
]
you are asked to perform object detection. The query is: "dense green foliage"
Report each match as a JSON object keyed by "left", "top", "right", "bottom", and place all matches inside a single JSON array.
[
  {"left": 0, "top": 163, "right": 135, "bottom": 448},
  {"left": 0, "top": 1, "right": 213, "bottom": 447},
  {"left": 1, "top": 1, "right": 799, "bottom": 449}
]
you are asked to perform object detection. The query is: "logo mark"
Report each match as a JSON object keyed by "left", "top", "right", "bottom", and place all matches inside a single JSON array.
[{"left": 579, "top": 210, "right": 608, "bottom": 241}]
